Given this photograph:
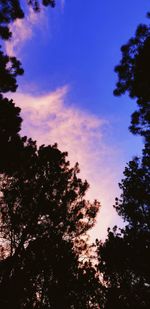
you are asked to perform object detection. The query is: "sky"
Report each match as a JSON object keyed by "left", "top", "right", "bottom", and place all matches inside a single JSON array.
[{"left": 6, "top": 0, "right": 150, "bottom": 240}]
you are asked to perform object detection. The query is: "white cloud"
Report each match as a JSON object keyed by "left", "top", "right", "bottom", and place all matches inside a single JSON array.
[
  {"left": 11, "top": 86, "right": 122, "bottom": 240},
  {"left": 5, "top": 7, "right": 48, "bottom": 57}
]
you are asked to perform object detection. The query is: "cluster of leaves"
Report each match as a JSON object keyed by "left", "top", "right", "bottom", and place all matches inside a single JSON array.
[
  {"left": 0, "top": 0, "right": 55, "bottom": 40},
  {"left": 114, "top": 24, "right": 150, "bottom": 142},
  {"left": 0, "top": 0, "right": 55, "bottom": 94}
]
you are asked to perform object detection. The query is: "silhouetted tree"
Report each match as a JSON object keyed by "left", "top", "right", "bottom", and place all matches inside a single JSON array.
[
  {"left": 0, "top": 142, "right": 101, "bottom": 308},
  {"left": 0, "top": 0, "right": 56, "bottom": 173},
  {"left": 97, "top": 15, "right": 150, "bottom": 309},
  {"left": 0, "top": 1, "right": 55, "bottom": 92},
  {"left": 114, "top": 24, "right": 150, "bottom": 145},
  {"left": 0, "top": 0, "right": 55, "bottom": 40},
  {"left": 1, "top": 143, "right": 100, "bottom": 246},
  {"left": 0, "top": 231, "right": 101, "bottom": 308},
  {"left": 0, "top": 94, "right": 42, "bottom": 176},
  {"left": 0, "top": 95, "right": 23, "bottom": 172},
  {"left": 0, "top": 48, "right": 24, "bottom": 92},
  {"left": 97, "top": 151, "right": 150, "bottom": 308}
]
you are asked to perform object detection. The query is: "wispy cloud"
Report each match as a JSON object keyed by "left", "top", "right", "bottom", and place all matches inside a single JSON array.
[
  {"left": 11, "top": 87, "right": 121, "bottom": 240},
  {"left": 60, "top": 0, "right": 66, "bottom": 12},
  {"left": 2, "top": 0, "right": 123, "bottom": 238},
  {"left": 5, "top": 7, "right": 48, "bottom": 57},
  {"left": 4, "top": 0, "right": 122, "bottom": 240}
]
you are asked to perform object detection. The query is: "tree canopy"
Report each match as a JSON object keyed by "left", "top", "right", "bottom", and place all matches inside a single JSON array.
[
  {"left": 97, "top": 15, "right": 150, "bottom": 309},
  {"left": 114, "top": 24, "right": 150, "bottom": 143},
  {"left": 97, "top": 151, "right": 150, "bottom": 308},
  {"left": 0, "top": 140, "right": 101, "bottom": 308},
  {"left": 0, "top": 0, "right": 55, "bottom": 40}
]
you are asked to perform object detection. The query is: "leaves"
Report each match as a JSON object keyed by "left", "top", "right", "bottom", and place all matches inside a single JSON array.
[{"left": 114, "top": 24, "right": 150, "bottom": 142}]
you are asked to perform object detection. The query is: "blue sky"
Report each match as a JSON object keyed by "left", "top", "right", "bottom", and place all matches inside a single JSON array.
[
  {"left": 18, "top": 0, "right": 148, "bottom": 148},
  {"left": 6, "top": 0, "right": 149, "bottom": 239}
]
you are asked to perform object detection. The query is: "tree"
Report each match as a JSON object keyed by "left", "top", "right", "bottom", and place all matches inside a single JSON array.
[
  {"left": 0, "top": 48, "right": 24, "bottom": 93},
  {"left": 0, "top": 229, "right": 100, "bottom": 308},
  {"left": 97, "top": 153, "right": 150, "bottom": 309},
  {"left": 1, "top": 143, "right": 100, "bottom": 247},
  {"left": 0, "top": 0, "right": 55, "bottom": 40},
  {"left": 97, "top": 13, "right": 150, "bottom": 309},
  {"left": 0, "top": 1, "right": 55, "bottom": 92},
  {"left": 0, "top": 143, "right": 100, "bottom": 308},
  {"left": 0, "top": 0, "right": 56, "bottom": 174},
  {"left": 114, "top": 24, "right": 150, "bottom": 143},
  {"left": 114, "top": 155, "right": 150, "bottom": 230}
]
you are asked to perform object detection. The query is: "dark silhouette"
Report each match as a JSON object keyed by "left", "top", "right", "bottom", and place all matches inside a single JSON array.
[
  {"left": 0, "top": 48, "right": 24, "bottom": 93},
  {"left": 0, "top": 142, "right": 101, "bottom": 308},
  {"left": 0, "top": 0, "right": 55, "bottom": 40},
  {"left": 0, "top": 1, "right": 55, "bottom": 93},
  {"left": 0, "top": 0, "right": 55, "bottom": 92},
  {"left": 113, "top": 24, "right": 150, "bottom": 144},
  {"left": 97, "top": 16, "right": 150, "bottom": 309},
  {"left": 1, "top": 142, "right": 100, "bottom": 247},
  {"left": 97, "top": 151, "right": 150, "bottom": 308}
]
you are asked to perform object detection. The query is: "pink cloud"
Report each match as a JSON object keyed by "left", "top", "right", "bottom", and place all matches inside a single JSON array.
[
  {"left": 3, "top": 1, "right": 123, "bottom": 240},
  {"left": 11, "top": 87, "right": 122, "bottom": 240},
  {"left": 5, "top": 7, "right": 49, "bottom": 57},
  {"left": 5, "top": 1, "right": 66, "bottom": 58}
]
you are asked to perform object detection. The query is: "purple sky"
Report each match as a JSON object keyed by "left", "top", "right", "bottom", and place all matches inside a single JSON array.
[{"left": 6, "top": 0, "right": 149, "bottom": 239}]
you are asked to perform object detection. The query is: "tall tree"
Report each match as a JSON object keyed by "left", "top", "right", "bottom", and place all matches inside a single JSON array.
[
  {"left": 97, "top": 153, "right": 150, "bottom": 308},
  {"left": 97, "top": 14, "right": 150, "bottom": 309},
  {"left": 113, "top": 24, "right": 150, "bottom": 144},
  {"left": 0, "top": 143, "right": 101, "bottom": 308}
]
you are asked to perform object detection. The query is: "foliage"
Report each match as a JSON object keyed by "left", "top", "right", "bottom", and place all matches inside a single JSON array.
[
  {"left": 97, "top": 15, "right": 150, "bottom": 309},
  {"left": 0, "top": 142, "right": 100, "bottom": 308},
  {"left": 115, "top": 155, "right": 150, "bottom": 230},
  {"left": 0, "top": 143, "right": 100, "bottom": 248},
  {"left": 97, "top": 149, "right": 150, "bottom": 308},
  {"left": 114, "top": 24, "right": 150, "bottom": 141},
  {"left": 0, "top": 0, "right": 55, "bottom": 40},
  {"left": 0, "top": 1, "right": 55, "bottom": 94},
  {"left": 97, "top": 226, "right": 150, "bottom": 309},
  {"left": 0, "top": 231, "right": 100, "bottom": 308},
  {"left": 0, "top": 49, "right": 24, "bottom": 93}
]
